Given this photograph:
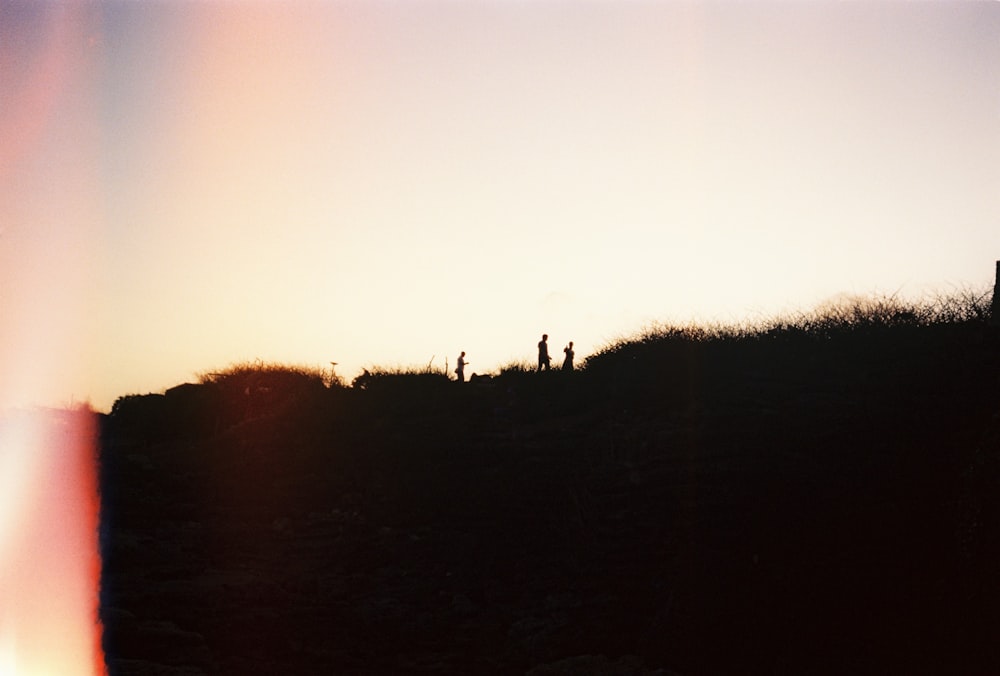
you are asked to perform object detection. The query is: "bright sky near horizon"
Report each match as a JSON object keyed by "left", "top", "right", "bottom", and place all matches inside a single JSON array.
[{"left": 2, "top": 0, "right": 999, "bottom": 413}]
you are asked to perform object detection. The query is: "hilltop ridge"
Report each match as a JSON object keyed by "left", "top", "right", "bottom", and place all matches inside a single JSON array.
[{"left": 100, "top": 294, "right": 1000, "bottom": 675}]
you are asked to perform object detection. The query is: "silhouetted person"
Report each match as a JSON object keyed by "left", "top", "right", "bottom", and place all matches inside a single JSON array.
[
  {"left": 455, "top": 351, "right": 468, "bottom": 382},
  {"left": 537, "top": 334, "right": 551, "bottom": 371},
  {"left": 562, "top": 341, "right": 574, "bottom": 370}
]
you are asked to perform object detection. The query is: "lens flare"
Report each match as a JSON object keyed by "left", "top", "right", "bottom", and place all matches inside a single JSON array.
[{"left": 0, "top": 408, "right": 104, "bottom": 676}]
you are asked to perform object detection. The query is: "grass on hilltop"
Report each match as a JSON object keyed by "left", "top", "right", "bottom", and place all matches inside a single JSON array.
[
  {"left": 105, "top": 287, "right": 996, "bottom": 442},
  {"left": 588, "top": 286, "right": 993, "bottom": 360}
]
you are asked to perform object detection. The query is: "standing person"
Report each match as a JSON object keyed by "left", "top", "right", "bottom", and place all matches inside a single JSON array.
[
  {"left": 537, "top": 334, "right": 551, "bottom": 371},
  {"left": 562, "top": 341, "right": 574, "bottom": 371},
  {"left": 455, "top": 351, "right": 468, "bottom": 382}
]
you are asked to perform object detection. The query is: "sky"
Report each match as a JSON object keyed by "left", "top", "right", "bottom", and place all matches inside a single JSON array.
[{"left": 2, "top": 0, "right": 999, "bottom": 413}]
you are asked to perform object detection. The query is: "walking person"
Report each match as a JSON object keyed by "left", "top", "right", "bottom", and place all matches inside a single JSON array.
[
  {"left": 562, "top": 341, "right": 574, "bottom": 371},
  {"left": 537, "top": 334, "right": 551, "bottom": 371},
  {"left": 455, "top": 351, "right": 468, "bottom": 382}
]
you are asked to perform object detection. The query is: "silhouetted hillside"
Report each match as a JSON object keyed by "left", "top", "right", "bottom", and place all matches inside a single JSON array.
[{"left": 100, "top": 293, "right": 1000, "bottom": 675}]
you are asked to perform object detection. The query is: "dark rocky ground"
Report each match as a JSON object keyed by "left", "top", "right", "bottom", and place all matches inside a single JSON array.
[{"left": 99, "top": 321, "right": 1000, "bottom": 675}]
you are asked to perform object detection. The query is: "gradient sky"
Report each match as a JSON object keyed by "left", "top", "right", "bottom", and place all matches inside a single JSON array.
[{"left": 2, "top": 0, "right": 999, "bottom": 412}]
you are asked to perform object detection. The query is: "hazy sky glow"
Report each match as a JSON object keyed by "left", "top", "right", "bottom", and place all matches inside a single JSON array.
[{"left": 2, "top": 1, "right": 999, "bottom": 411}]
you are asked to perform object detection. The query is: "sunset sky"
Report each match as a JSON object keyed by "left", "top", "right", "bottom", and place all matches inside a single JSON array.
[{"left": 2, "top": 0, "right": 999, "bottom": 412}]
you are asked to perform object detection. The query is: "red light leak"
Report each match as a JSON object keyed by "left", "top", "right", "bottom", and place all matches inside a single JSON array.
[{"left": 0, "top": 407, "right": 105, "bottom": 675}]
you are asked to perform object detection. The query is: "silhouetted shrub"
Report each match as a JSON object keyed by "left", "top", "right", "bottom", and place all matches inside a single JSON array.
[
  {"left": 581, "top": 288, "right": 996, "bottom": 409},
  {"left": 196, "top": 361, "right": 332, "bottom": 428},
  {"left": 107, "top": 393, "right": 170, "bottom": 443},
  {"left": 350, "top": 367, "right": 453, "bottom": 424},
  {"left": 107, "top": 382, "right": 228, "bottom": 442}
]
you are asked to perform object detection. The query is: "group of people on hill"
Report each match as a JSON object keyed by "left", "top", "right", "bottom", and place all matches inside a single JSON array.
[
  {"left": 536, "top": 334, "right": 574, "bottom": 372},
  {"left": 454, "top": 334, "right": 574, "bottom": 383}
]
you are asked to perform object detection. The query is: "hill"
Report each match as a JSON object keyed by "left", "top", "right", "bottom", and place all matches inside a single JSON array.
[{"left": 99, "top": 294, "right": 1000, "bottom": 675}]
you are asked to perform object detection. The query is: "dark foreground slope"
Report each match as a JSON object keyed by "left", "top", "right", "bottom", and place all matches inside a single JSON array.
[{"left": 100, "top": 319, "right": 1000, "bottom": 675}]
